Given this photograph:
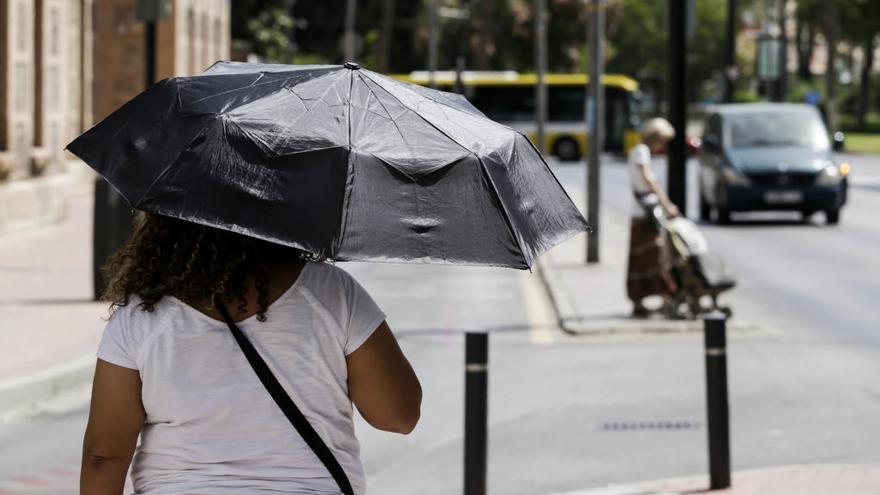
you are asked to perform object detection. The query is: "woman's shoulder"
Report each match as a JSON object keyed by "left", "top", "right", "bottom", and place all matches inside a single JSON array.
[
  {"left": 301, "top": 261, "right": 359, "bottom": 288},
  {"left": 98, "top": 295, "right": 177, "bottom": 369},
  {"left": 628, "top": 143, "right": 650, "bottom": 164},
  {"left": 104, "top": 295, "right": 182, "bottom": 338},
  {"left": 298, "top": 262, "right": 376, "bottom": 311}
]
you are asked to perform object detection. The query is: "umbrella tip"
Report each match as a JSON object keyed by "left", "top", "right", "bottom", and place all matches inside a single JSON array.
[{"left": 343, "top": 61, "right": 360, "bottom": 70}]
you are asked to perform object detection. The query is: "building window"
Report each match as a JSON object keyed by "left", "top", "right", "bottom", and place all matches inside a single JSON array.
[
  {"left": 14, "top": 63, "right": 28, "bottom": 111},
  {"left": 214, "top": 18, "right": 222, "bottom": 61},
  {"left": 49, "top": 122, "right": 59, "bottom": 153},
  {"left": 202, "top": 13, "right": 210, "bottom": 70},
  {"left": 14, "top": 122, "right": 27, "bottom": 158},
  {"left": 49, "top": 7, "right": 60, "bottom": 55},
  {"left": 48, "top": 67, "right": 60, "bottom": 109},
  {"left": 188, "top": 8, "right": 196, "bottom": 74},
  {"left": 16, "top": 1, "right": 28, "bottom": 50}
]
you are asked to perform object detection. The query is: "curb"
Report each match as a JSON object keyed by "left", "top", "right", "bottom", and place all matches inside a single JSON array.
[
  {"left": 535, "top": 256, "right": 756, "bottom": 337},
  {"left": 0, "top": 355, "right": 95, "bottom": 420},
  {"left": 547, "top": 464, "right": 880, "bottom": 494},
  {"left": 533, "top": 257, "right": 569, "bottom": 331}
]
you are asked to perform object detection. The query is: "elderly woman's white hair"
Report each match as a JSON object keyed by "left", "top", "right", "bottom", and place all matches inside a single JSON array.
[{"left": 640, "top": 117, "right": 675, "bottom": 145}]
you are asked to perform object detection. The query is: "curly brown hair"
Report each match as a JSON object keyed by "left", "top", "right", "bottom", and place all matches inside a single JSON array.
[{"left": 102, "top": 213, "right": 323, "bottom": 322}]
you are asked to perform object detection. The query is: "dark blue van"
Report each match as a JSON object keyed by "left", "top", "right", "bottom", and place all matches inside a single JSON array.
[{"left": 698, "top": 103, "right": 849, "bottom": 225}]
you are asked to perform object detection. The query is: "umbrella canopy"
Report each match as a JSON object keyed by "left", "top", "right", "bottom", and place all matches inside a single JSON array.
[{"left": 67, "top": 61, "right": 588, "bottom": 269}]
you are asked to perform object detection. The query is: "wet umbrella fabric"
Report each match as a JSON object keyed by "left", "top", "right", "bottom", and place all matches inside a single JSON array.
[{"left": 67, "top": 61, "right": 588, "bottom": 269}]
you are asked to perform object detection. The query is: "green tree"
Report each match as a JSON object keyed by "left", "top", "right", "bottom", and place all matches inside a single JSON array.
[
  {"left": 837, "top": 0, "right": 880, "bottom": 129},
  {"left": 605, "top": 0, "right": 729, "bottom": 102}
]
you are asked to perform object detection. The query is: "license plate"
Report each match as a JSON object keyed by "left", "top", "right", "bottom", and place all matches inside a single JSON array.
[{"left": 764, "top": 190, "right": 803, "bottom": 204}]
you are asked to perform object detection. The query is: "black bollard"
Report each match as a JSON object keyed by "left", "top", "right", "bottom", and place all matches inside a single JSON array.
[
  {"left": 464, "top": 332, "right": 488, "bottom": 495},
  {"left": 704, "top": 313, "right": 731, "bottom": 489}
]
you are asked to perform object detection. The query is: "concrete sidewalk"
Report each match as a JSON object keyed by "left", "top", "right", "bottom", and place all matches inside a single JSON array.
[
  {"left": 536, "top": 179, "right": 755, "bottom": 336},
  {"left": 556, "top": 464, "right": 880, "bottom": 494},
  {"left": 0, "top": 185, "right": 106, "bottom": 420}
]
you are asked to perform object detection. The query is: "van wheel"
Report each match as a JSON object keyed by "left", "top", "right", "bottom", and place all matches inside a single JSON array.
[
  {"left": 825, "top": 209, "right": 840, "bottom": 225},
  {"left": 553, "top": 137, "right": 581, "bottom": 162}
]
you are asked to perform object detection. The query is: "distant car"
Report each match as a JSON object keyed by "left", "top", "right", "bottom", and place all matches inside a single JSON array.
[{"left": 698, "top": 103, "right": 849, "bottom": 225}]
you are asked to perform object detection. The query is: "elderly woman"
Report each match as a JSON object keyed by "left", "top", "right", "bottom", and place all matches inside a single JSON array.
[{"left": 627, "top": 118, "right": 680, "bottom": 317}]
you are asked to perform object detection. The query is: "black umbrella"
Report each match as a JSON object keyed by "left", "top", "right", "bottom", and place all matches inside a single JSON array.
[{"left": 67, "top": 61, "right": 587, "bottom": 269}]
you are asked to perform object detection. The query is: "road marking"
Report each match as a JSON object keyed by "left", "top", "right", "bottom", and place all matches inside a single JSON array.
[{"left": 519, "top": 269, "right": 557, "bottom": 344}]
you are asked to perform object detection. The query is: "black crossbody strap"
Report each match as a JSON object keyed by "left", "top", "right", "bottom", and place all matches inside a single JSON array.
[{"left": 215, "top": 302, "right": 355, "bottom": 495}]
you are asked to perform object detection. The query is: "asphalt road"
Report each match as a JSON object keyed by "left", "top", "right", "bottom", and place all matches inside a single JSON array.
[{"left": 1, "top": 153, "right": 879, "bottom": 494}]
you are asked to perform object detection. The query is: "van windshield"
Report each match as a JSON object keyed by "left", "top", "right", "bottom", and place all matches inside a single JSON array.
[{"left": 727, "top": 110, "right": 830, "bottom": 150}]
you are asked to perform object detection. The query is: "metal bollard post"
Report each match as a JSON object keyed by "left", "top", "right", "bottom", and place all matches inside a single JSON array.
[
  {"left": 464, "top": 332, "right": 488, "bottom": 495},
  {"left": 704, "top": 313, "right": 731, "bottom": 489}
]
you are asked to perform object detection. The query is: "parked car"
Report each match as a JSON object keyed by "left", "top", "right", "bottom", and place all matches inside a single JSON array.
[{"left": 698, "top": 103, "right": 849, "bottom": 225}]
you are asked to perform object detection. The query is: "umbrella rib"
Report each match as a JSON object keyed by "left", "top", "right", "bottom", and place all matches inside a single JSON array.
[
  {"left": 355, "top": 73, "right": 419, "bottom": 160},
  {"left": 365, "top": 71, "right": 488, "bottom": 121},
  {"left": 185, "top": 73, "right": 281, "bottom": 109},
  {"left": 132, "top": 125, "right": 212, "bottom": 207},
  {"left": 185, "top": 68, "right": 338, "bottom": 114},
  {"left": 476, "top": 156, "right": 531, "bottom": 268},
  {"left": 513, "top": 132, "right": 590, "bottom": 234},
  {"left": 360, "top": 71, "right": 474, "bottom": 156},
  {"left": 347, "top": 70, "right": 354, "bottom": 150}
]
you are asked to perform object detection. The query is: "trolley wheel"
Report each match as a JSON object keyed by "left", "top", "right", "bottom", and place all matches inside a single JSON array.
[{"left": 699, "top": 194, "right": 711, "bottom": 221}]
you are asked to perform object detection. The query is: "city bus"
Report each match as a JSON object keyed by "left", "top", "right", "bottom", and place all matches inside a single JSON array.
[{"left": 393, "top": 71, "right": 642, "bottom": 160}]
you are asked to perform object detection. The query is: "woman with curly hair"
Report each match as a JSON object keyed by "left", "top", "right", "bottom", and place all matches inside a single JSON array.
[{"left": 80, "top": 212, "right": 421, "bottom": 494}]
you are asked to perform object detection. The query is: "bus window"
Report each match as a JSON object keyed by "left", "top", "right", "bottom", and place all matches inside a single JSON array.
[
  {"left": 469, "top": 86, "right": 534, "bottom": 122},
  {"left": 548, "top": 85, "right": 584, "bottom": 121}
]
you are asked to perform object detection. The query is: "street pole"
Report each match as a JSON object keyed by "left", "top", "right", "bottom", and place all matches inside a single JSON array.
[
  {"left": 428, "top": 0, "right": 438, "bottom": 89},
  {"left": 723, "top": 0, "right": 736, "bottom": 103},
  {"left": 586, "top": 0, "right": 604, "bottom": 264},
  {"left": 777, "top": 0, "right": 788, "bottom": 102},
  {"left": 667, "top": 0, "right": 687, "bottom": 212},
  {"left": 288, "top": 0, "right": 297, "bottom": 64},
  {"left": 93, "top": 1, "right": 164, "bottom": 299},
  {"left": 464, "top": 332, "right": 489, "bottom": 495},
  {"left": 145, "top": 21, "right": 156, "bottom": 86},
  {"left": 344, "top": 0, "right": 357, "bottom": 61},
  {"left": 534, "top": 0, "right": 547, "bottom": 154},
  {"left": 453, "top": 0, "right": 470, "bottom": 95}
]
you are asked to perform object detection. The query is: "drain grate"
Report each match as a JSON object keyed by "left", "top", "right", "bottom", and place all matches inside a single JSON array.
[{"left": 602, "top": 421, "right": 700, "bottom": 431}]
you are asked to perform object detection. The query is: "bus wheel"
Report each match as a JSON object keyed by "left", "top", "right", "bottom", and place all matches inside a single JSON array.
[{"left": 553, "top": 138, "right": 581, "bottom": 162}]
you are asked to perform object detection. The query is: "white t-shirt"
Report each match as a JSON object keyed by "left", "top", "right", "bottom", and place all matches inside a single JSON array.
[
  {"left": 97, "top": 261, "right": 385, "bottom": 495},
  {"left": 628, "top": 143, "right": 657, "bottom": 218}
]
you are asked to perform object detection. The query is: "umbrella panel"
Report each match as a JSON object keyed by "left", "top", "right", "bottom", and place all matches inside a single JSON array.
[{"left": 337, "top": 152, "right": 527, "bottom": 268}]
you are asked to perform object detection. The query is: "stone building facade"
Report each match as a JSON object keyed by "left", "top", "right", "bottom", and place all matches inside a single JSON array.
[
  {"left": 93, "top": 0, "right": 229, "bottom": 122},
  {"left": 0, "top": 0, "right": 230, "bottom": 234}
]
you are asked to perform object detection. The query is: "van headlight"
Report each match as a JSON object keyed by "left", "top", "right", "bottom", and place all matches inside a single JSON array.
[
  {"left": 722, "top": 167, "right": 751, "bottom": 186},
  {"left": 815, "top": 165, "right": 842, "bottom": 186}
]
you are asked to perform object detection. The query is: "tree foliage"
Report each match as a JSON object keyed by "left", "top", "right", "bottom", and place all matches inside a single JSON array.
[{"left": 229, "top": 0, "right": 876, "bottom": 114}]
